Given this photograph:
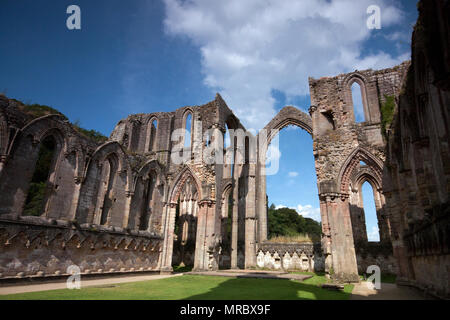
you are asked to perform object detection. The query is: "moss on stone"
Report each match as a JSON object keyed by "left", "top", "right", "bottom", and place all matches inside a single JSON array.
[{"left": 380, "top": 94, "right": 396, "bottom": 138}]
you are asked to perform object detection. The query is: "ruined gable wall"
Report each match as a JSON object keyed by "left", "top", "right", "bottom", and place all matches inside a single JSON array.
[
  {"left": 309, "top": 63, "right": 409, "bottom": 191},
  {"left": 383, "top": 0, "right": 450, "bottom": 299}
]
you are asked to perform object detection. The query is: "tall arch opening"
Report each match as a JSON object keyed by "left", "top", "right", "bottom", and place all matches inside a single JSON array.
[
  {"left": 351, "top": 81, "right": 366, "bottom": 123},
  {"left": 138, "top": 170, "right": 157, "bottom": 231},
  {"left": 148, "top": 118, "right": 158, "bottom": 152},
  {"left": 184, "top": 112, "right": 192, "bottom": 149},
  {"left": 361, "top": 181, "right": 380, "bottom": 242},
  {"left": 220, "top": 186, "right": 233, "bottom": 269},
  {"left": 171, "top": 176, "right": 198, "bottom": 270},
  {"left": 98, "top": 155, "right": 118, "bottom": 225},
  {"left": 265, "top": 124, "right": 321, "bottom": 243},
  {"left": 23, "top": 135, "right": 58, "bottom": 216}
]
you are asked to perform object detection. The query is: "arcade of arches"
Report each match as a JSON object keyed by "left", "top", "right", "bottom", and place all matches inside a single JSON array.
[{"left": 0, "top": 1, "right": 448, "bottom": 298}]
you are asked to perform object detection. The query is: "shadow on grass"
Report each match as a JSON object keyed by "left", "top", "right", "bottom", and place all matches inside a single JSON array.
[
  {"left": 184, "top": 276, "right": 353, "bottom": 300},
  {"left": 0, "top": 275, "right": 354, "bottom": 300}
]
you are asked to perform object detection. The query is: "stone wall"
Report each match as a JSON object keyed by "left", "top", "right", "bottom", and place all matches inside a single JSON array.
[
  {"left": 355, "top": 242, "right": 397, "bottom": 275},
  {"left": 305, "top": 62, "right": 409, "bottom": 281},
  {"left": 382, "top": 0, "right": 450, "bottom": 299},
  {"left": 0, "top": 93, "right": 255, "bottom": 277},
  {"left": 255, "top": 242, "right": 324, "bottom": 272},
  {"left": 0, "top": 217, "right": 162, "bottom": 278}
]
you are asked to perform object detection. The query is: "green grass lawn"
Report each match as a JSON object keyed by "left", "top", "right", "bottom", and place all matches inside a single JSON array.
[{"left": 0, "top": 274, "right": 353, "bottom": 300}]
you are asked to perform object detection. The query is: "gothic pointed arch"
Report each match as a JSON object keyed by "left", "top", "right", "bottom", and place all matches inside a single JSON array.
[
  {"left": 76, "top": 141, "right": 131, "bottom": 226},
  {"left": 260, "top": 106, "right": 313, "bottom": 149},
  {"left": 0, "top": 115, "right": 77, "bottom": 218},
  {"left": 128, "top": 159, "right": 165, "bottom": 231},
  {"left": 338, "top": 147, "right": 383, "bottom": 194}
]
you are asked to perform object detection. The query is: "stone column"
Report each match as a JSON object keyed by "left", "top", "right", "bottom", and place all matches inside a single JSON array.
[
  {"left": 193, "top": 201, "right": 207, "bottom": 271},
  {"left": 324, "top": 194, "right": 359, "bottom": 282},
  {"left": 245, "top": 163, "right": 257, "bottom": 268},
  {"left": 160, "top": 202, "right": 177, "bottom": 273},
  {"left": 69, "top": 176, "right": 82, "bottom": 221},
  {"left": 231, "top": 178, "right": 239, "bottom": 269},
  {"left": 122, "top": 190, "right": 134, "bottom": 228},
  {"left": 320, "top": 197, "right": 332, "bottom": 278},
  {"left": 193, "top": 200, "right": 218, "bottom": 271},
  {"left": 258, "top": 163, "right": 268, "bottom": 242}
]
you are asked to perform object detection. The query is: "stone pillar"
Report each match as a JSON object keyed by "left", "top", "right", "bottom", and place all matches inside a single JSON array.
[
  {"left": 160, "top": 202, "right": 177, "bottom": 273},
  {"left": 231, "top": 161, "right": 240, "bottom": 268},
  {"left": 245, "top": 163, "right": 257, "bottom": 268},
  {"left": 322, "top": 194, "right": 359, "bottom": 282},
  {"left": 258, "top": 163, "right": 268, "bottom": 242},
  {"left": 374, "top": 188, "right": 390, "bottom": 243},
  {"left": 69, "top": 176, "right": 82, "bottom": 221},
  {"left": 122, "top": 190, "right": 134, "bottom": 228},
  {"left": 193, "top": 200, "right": 218, "bottom": 271},
  {"left": 320, "top": 197, "right": 332, "bottom": 278}
]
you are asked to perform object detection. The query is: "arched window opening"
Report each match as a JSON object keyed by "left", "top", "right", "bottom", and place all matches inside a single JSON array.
[
  {"left": 204, "top": 129, "right": 211, "bottom": 147},
  {"left": 139, "top": 172, "right": 156, "bottom": 230},
  {"left": 361, "top": 181, "right": 380, "bottom": 242},
  {"left": 223, "top": 123, "right": 234, "bottom": 179},
  {"left": 219, "top": 190, "right": 233, "bottom": 269},
  {"left": 245, "top": 136, "right": 250, "bottom": 165},
  {"left": 184, "top": 112, "right": 192, "bottom": 148},
  {"left": 172, "top": 176, "right": 198, "bottom": 269},
  {"left": 148, "top": 118, "right": 158, "bottom": 152},
  {"left": 23, "top": 135, "right": 57, "bottom": 216},
  {"left": 99, "top": 156, "right": 117, "bottom": 225},
  {"left": 266, "top": 125, "right": 321, "bottom": 242},
  {"left": 351, "top": 82, "right": 366, "bottom": 123},
  {"left": 322, "top": 111, "right": 335, "bottom": 130},
  {"left": 224, "top": 123, "right": 231, "bottom": 149}
]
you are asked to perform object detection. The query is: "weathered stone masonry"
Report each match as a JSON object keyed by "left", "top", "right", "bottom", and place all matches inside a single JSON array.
[{"left": 0, "top": 0, "right": 448, "bottom": 299}]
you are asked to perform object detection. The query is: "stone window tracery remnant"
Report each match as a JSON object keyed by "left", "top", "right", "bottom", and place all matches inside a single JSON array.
[{"left": 147, "top": 117, "right": 158, "bottom": 152}]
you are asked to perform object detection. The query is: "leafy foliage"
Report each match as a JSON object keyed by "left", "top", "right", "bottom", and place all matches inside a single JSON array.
[
  {"left": 380, "top": 94, "right": 396, "bottom": 138},
  {"left": 16, "top": 101, "right": 68, "bottom": 120},
  {"left": 72, "top": 120, "right": 108, "bottom": 144},
  {"left": 15, "top": 100, "right": 108, "bottom": 143},
  {"left": 23, "top": 136, "right": 56, "bottom": 216},
  {"left": 23, "top": 182, "right": 47, "bottom": 216},
  {"left": 267, "top": 204, "right": 321, "bottom": 241}
]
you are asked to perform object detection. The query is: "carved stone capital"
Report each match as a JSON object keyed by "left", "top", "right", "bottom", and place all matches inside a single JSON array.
[
  {"left": 198, "top": 199, "right": 215, "bottom": 208},
  {"left": 169, "top": 202, "right": 177, "bottom": 209}
]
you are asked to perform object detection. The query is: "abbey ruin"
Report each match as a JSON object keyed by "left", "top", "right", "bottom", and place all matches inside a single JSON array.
[{"left": 0, "top": 0, "right": 448, "bottom": 298}]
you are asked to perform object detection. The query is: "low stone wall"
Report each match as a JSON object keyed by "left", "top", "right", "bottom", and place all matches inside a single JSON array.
[
  {"left": 0, "top": 216, "right": 163, "bottom": 279},
  {"left": 355, "top": 242, "right": 397, "bottom": 275},
  {"left": 255, "top": 242, "right": 324, "bottom": 272}
]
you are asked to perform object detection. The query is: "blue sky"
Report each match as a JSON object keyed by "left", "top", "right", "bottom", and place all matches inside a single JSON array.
[{"left": 0, "top": 0, "right": 419, "bottom": 240}]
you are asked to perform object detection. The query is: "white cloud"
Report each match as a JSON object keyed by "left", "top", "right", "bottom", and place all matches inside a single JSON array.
[
  {"left": 164, "top": 0, "right": 408, "bottom": 130},
  {"left": 288, "top": 171, "right": 299, "bottom": 177},
  {"left": 367, "top": 226, "right": 380, "bottom": 242},
  {"left": 296, "top": 204, "right": 321, "bottom": 222}
]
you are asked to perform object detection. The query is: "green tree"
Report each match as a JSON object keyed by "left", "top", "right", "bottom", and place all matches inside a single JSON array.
[{"left": 267, "top": 204, "right": 321, "bottom": 241}]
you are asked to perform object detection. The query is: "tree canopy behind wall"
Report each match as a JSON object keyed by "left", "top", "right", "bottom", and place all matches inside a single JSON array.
[{"left": 267, "top": 204, "right": 322, "bottom": 241}]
